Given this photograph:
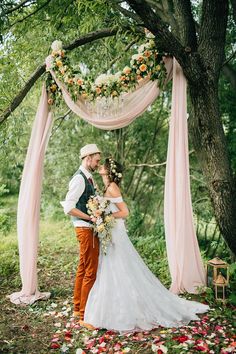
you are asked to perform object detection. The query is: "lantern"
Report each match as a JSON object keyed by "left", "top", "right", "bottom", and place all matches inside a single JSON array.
[{"left": 206, "top": 257, "right": 229, "bottom": 302}]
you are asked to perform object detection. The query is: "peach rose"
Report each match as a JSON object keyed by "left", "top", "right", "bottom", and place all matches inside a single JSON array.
[
  {"left": 77, "top": 79, "right": 83, "bottom": 86},
  {"left": 67, "top": 78, "right": 74, "bottom": 85},
  {"left": 138, "top": 55, "right": 144, "bottom": 62},
  {"left": 144, "top": 50, "right": 151, "bottom": 58},
  {"left": 96, "top": 87, "right": 101, "bottom": 94},
  {"left": 123, "top": 66, "right": 131, "bottom": 75},
  {"left": 139, "top": 64, "right": 147, "bottom": 72},
  {"left": 58, "top": 50, "right": 65, "bottom": 58},
  {"left": 48, "top": 98, "right": 54, "bottom": 105}
]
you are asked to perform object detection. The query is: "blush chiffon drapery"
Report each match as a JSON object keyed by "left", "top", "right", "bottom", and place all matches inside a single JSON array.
[
  {"left": 9, "top": 85, "right": 52, "bottom": 305},
  {"left": 9, "top": 58, "right": 206, "bottom": 305},
  {"left": 164, "top": 59, "right": 206, "bottom": 294}
]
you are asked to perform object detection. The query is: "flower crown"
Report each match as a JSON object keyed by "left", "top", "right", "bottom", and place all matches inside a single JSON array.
[{"left": 108, "top": 158, "right": 122, "bottom": 179}]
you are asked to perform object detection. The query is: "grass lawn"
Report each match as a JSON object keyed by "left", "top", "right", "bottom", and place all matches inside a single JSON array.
[{"left": 0, "top": 219, "right": 235, "bottom": 354}]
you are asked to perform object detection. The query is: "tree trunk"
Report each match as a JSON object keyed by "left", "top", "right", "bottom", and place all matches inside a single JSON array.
[
  {"left": 188, "top": 78, "right": 236, "bottom": 256},
  {"left": 126, "top": 0, "right": 236, "bottom": 257}
]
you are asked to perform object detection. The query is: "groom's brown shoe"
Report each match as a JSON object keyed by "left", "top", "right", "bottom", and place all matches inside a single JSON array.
[{"left": 79, "top": 320, "right": 96, "bottom": 330}]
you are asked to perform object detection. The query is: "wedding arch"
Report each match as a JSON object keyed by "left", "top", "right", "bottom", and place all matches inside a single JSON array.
[{"left": 9, "top": 37, "right": 206, "bottom": 305}]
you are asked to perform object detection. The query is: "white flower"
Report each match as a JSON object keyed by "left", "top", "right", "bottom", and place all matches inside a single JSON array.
[
  {"left": 138, "top": 44, "right": 146, "bottom": 53},
  {"left": 152, "top": 343, "right": 168, "bottom": 353},
  {"left": 45, "top": 55, "right": 54, "bottom": 71},
  {"left": 96, "top": 217, "right": 103, "bottom": 225},
  {"left": 115, "top": 71, "right": 121, "bottom": 79},
  {"left": 51, "top": 40, "right": 63, "bottom": 51},
  {"left": 76, "top": 349, "right": 86, "bottom": 354},
  {"left": 131, "top": 53, "right": 140, "bottom": 61},
  {"left": 95, "top": 74, "right": 109, "bottom": 86},
  {"left": 61, "top": 343, "right": 69, "bottom": 353}
]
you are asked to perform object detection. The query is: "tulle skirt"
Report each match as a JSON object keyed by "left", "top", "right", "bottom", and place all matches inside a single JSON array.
[{"left": 84, "top": 219, "right": 209, "bottom": 332}]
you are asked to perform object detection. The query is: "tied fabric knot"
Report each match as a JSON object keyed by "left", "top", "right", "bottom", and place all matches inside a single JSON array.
[{"left": 88, "top": 177, "right": 94, "bottom": 186}]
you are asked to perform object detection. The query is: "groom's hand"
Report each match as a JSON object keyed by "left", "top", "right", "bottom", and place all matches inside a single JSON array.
[{"left": 90, "top": 216, "right": 97, "bottom": 223}]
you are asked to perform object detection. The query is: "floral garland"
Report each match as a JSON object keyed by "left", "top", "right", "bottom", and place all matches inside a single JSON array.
[{"left": 45, "top": 32, "right": 167, "bottom": 106}]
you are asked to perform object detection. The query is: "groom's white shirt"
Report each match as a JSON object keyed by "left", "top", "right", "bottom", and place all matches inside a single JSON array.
[{"left": 60, "top": 165, "right": 94, "bottom": 228}]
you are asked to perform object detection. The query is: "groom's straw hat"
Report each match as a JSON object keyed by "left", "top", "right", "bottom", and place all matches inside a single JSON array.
[{"left": 80, "top": 144, "right": 101, "bottom": 159}]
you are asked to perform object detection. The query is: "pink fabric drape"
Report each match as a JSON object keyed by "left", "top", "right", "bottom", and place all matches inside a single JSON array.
[
  {"left": 50, "top": 57, "right": 173, "bottom": 130},
  {"left": 9, "top": 85, "right": 52, "bottom": 305},
  {"left": 164, "top": 59, "right": 206, "bottom": 294}
]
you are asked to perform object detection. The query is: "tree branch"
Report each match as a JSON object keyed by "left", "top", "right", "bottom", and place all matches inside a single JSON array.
[
  {"left": 129, "top": 162, "right": 166, "bottom": 168},
  {"left": 126, "top": 0, "right": 189, "bottom": 70},
  {"left": 0, "top": 27, "right": 121, "bottom": 125},
  {"left": 222, "top": 50, "right": 236, "bottom": 66},
  {"left": 172, "top": 0, "right": 197, "bottom": 50},
  {"left": 109, "top": 37, "right": 139, "bottom": 66},
  {"left": 51, "top": 109, "right": 71, "bottom": 136},
  {"left": 0, "top": 65, "right": 45, "bottom": 124},
  {"left": 2, "top": 0, "right": 35, "bottom": 15},
  {"left": 9, "top": 0, "right": 53, "bottom": 28},
  {"left": 198, "top": 0, "right": 229, "bottom": 75},
  {"left": 230, "top": 0, "right": 236, "bottom": 24},
  {"left": 112, "top": 1, "right": 142, "bottom": 23},
  {"left": 64, "top": 27, "right": 119, "bottom": 51}
]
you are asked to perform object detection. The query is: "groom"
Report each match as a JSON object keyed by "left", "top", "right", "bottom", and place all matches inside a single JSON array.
[{"left": 61, "top": 144, "right": 101, "bottom": 328}]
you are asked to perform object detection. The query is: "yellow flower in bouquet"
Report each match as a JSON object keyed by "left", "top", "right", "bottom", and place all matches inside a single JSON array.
[
  {"left": 97, "top": 224, "right": 105, "bottom": 233},
  {"left": 86, "top": 195, "right": 115, "bottom": 255},
  {"left": 104, "top": 215, "right": 113, "bottom": 224}
]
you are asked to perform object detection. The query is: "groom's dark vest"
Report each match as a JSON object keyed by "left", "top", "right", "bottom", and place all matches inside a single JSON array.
[{"left": 71, "top": 170, "right": 95, "bottom": 224}]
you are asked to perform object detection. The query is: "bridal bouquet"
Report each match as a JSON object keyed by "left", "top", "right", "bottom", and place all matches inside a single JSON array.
[{"left": 86, "top": 196, "right": 115, "bottom": 255}]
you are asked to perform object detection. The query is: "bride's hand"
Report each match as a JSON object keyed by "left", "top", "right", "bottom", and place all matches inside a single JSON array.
[{"left": 90, "top": 216, "right": 97, "bottom": 223}]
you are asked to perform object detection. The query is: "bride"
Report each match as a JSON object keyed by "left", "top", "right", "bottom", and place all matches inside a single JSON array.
[{"left": 84, "top": 158, "right": 209, "bottom": 332}]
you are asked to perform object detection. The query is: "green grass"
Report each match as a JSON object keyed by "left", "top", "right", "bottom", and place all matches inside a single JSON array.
[{"left": 0, "top": 219, "right": 77, "bottom": 354}]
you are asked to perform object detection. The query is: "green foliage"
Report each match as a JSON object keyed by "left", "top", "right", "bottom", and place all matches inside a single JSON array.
[
  {"left": 0, "top": 213, "right": 11, "bottom": 235},
  {"left": 0, "top": 182, "right": 9, "bottom": 197},
  {"left": 0, "top": 182, "right": 12, "bottom": 235}
]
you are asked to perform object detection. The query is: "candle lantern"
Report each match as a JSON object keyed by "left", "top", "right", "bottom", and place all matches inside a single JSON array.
[{"left": 206, "top": 257, "right": 229, "bottom": 302}]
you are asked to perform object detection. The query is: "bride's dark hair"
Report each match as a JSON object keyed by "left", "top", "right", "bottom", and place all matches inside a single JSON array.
[{"left": 104, "top": 158, "right": 123, "bottom": 186}]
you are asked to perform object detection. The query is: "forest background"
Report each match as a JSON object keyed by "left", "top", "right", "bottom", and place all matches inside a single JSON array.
[{"left": 0, "top": 1, "right": 236, "bottom": 353}]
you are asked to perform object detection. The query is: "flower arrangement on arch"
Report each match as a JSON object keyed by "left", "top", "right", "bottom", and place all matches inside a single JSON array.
[
  {"left": 86, "top": 195, "right": 115, "bottom": 255},
  {"left": 45, "top": 32, "right": 167, "bottom": 106}
]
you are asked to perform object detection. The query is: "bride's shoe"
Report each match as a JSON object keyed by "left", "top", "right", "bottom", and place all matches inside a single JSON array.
[{"left": 79, "top": 320, "right": 96, "bottom": 330}]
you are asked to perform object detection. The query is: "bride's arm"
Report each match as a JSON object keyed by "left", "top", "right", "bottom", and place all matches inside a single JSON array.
[{"left": 106, "top": 183, "right": 129, "bottom": 219}]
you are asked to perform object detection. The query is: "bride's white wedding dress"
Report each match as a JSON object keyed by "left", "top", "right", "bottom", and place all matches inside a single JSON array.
[{"left": 84, "top": 197, "right": 209, "bottom": 331}]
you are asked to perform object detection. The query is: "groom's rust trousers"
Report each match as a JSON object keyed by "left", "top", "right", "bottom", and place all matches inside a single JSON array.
[{"left": 73, "top": 227, "right": 99, "bottom": 320}]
